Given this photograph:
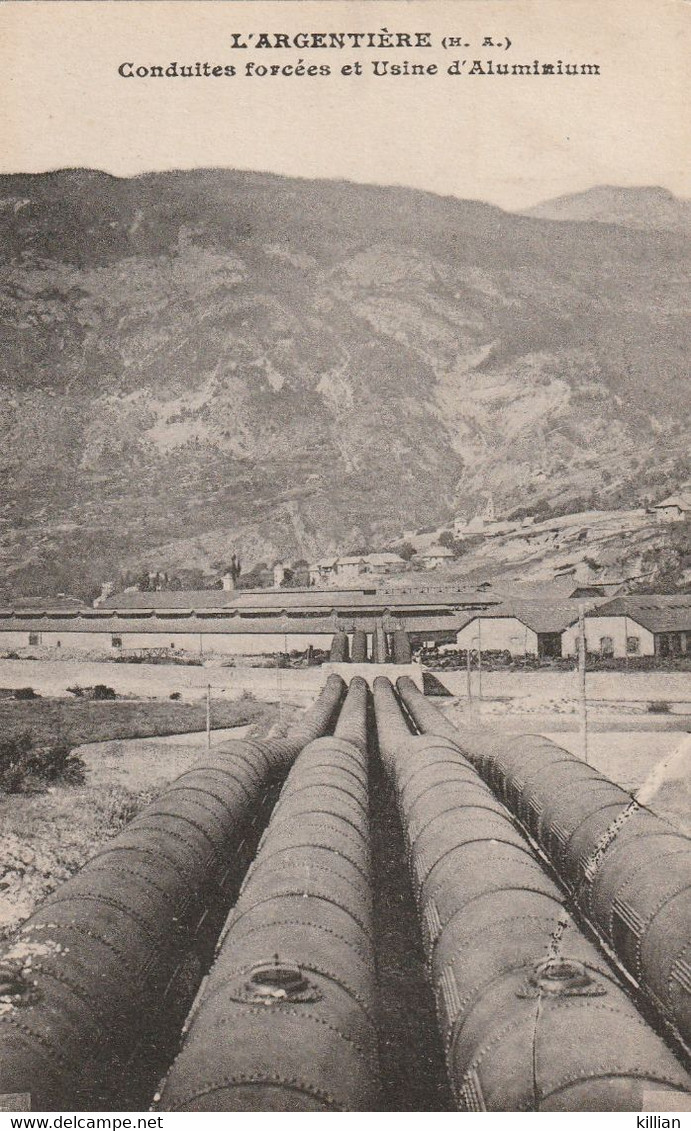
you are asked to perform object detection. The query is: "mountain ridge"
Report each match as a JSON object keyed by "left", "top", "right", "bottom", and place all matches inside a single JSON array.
[
  {"left": 522, "top": 184, "right": 691, "bottom": 233},
  {"left": 0, "top": 169, "right": 688, "bottom": 597}
]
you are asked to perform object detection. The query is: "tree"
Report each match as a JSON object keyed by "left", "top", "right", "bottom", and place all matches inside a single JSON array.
[
  {"left": 228, "top": 553, "right": 242, "bottom": 583},
  {"left": 436, "top": 531, "right": 472, "bottom": 558},
  {"left": 237, "top": 562, "right": 269, "bottom": 589},
  {"left": 398, "top": 542, "right": 416, "bottom": 562}
]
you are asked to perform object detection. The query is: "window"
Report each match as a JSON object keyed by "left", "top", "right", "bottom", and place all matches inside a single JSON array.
[
  {"left": 111, "top": 635, "right": 122, "bottom": 648},
  {"left": 28, "top": 632, "right": 39, "bottom": 646},
  {"left": 600, "top": 636, "right": 614, "bottom": 657},
  {"left": 626, "top": 636, "right": 640, "bottom": 655}
]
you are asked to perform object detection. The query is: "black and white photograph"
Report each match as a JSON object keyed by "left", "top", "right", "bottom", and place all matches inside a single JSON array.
[{"left": 0, "top": 0, "right": 689, "bottom": 1116}]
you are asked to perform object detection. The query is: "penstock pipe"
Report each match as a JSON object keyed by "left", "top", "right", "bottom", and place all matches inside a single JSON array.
[
  {"left": 396, "top": 674, "right": 691, "bottom": 1056},
  {"left": 0, "top": 674, "right": 346, "bottom": 1110},
  {"left": 157, "top": 676, "right": 379, "bottom": 1111},
  {"left": 374, "top": 676, "right": 691, "bottom": 1111}
]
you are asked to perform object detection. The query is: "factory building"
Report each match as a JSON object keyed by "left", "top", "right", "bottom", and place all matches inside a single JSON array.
[
  {"left": 455, "top": 602, "right": 585, "bottom": 658},
  {"left": 562, "top": 595, "right": 691, "bottom": 658},
  {"left": 0, "top": 587, "right": 494, "bottom": 658}
]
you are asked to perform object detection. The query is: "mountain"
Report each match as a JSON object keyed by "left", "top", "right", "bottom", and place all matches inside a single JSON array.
[
  {"left": 523, "top": 185, "right": 691, "bottom": 233},
  {"left": 0, "top": 169, "right": 689, "bottom": 598}
]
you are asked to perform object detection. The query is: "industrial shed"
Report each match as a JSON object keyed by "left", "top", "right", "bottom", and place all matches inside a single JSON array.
[
  {"left": 0, "top": 586, "right": 493, "bottom": 657},
  {"left": 562, "top": 595, "right": 691, "bottom": 657},
  {"left": 455, "top": 602, "right": 590, "bottom": 658}
]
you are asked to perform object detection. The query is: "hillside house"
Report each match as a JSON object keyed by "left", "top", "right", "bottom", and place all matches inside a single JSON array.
[
  {"left": 562, "top": 595, "right": 691, "bottom": 658},
  {"left": 336, "top": 556, "right": 367, "bottom": 584},
  {"left": 308, "top": 553, "right": 406, "bottom": 587},
  {"left": 652, "top": 494, "right": 691, "bottom": 523},
  {"left": 554, "top": 564, "right": 627, "bottom": 598},
  {"left": 308, "top": 557, "right": 339, "bottom": 586},
  {"left": 453, "top": 516, "right": 487, "bottom": 537},
  {"left": 363, "top": 552, "right": 406, "bottom": 577},
  {"left": 421, "top": 545, "right": 455, "bottom": 570}
]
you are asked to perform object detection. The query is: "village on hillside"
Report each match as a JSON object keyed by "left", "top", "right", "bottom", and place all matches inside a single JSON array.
[{"left": 2, "top": 492, "right": 689, "bottom": 666}]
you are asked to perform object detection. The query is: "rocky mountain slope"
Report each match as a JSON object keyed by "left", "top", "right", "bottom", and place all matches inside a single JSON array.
[
  {"left": 524, "top": 185, "right": 691, "bottom": 233},
  {"left": 0, "top": 169, "right": 689, "bottom": 597}
]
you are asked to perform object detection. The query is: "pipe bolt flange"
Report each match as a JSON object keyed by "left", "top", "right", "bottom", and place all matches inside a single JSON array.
[
  {"left": 235, "top": 959, "right": 323, "bottom": 1005},
  {"left": 519, "top": 957, "right": 606, "bottom": 999}
]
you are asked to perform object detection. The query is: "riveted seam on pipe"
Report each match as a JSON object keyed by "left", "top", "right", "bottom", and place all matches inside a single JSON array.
[
  {"left": 163, "top": 1074, "right": 344, "bottom": 1112},
  {"left": 221, "top": 916, "right": 371, "bottom": 964},
  {"left": 220, "top": 890, "right": 374, "bottom": 946},
  {"left": 272, "top": 784, "right": 370, "bottom": 822},
  {"left": 266, "top": 804, "right": 370, "bottom": 844},
  {"left": 242, "top": 856, "right": 370, "bottom": 905},
  {"left": 40, "top": 891, "right": 169, "bottom": 949},
  {"left": 244, "top": 842, "right": 371, "bottom": 888}
]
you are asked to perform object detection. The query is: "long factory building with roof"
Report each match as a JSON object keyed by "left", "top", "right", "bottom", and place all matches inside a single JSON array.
[
  {"left": 0, "top": 587, "right": 498, "bottom": 657},
  {"left": 1, "top": 587, "right": 688, "bottom": 660}
]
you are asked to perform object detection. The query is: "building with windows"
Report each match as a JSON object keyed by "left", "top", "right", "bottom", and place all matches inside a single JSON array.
[
  {"left": 0, "top": 587, "right": 498, "bottom": 657},
  {"left": 455, "top": 602, "right": 592, "bottom": 658},
  {"left": 308, "top": 552, "right": 406, "bottom": 587},
  {"left": 420, "top": 545, "right": 455, "bottom": 570},
  {"left": 562, "top": 595, "right": 691, "bottom": 658}
]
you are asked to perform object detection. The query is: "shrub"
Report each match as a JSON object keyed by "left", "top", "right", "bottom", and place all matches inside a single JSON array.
[
  {"left": 14, "top": 687, "right": 39, "bottom": 700},
  {"left": 92, "top": 684, "right": 116, "bottom": 700},
  {"left": 0, "top": 733, "right": 85, "bottom": 793},
  {"left": 648, "top": 700, "right": 671, "bottom": 714},
  {"left": 169, "top": 691, "right": 182, "bottom": 700},
  {"left": 94, "top": 785, "right": 150, "bottom": 830},
  {"left": 66, "top": 684, "right": 85, "bottom": 697},
  {"left": 0, "top": 733, "right": 34, "bottom": 792},
  {"left": 27, "top": 743, "right": 86, "bottom": 785}
]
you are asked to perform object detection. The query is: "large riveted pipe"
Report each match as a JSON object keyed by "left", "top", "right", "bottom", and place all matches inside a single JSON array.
[
  {"left": 351, "top": 630, "right": 368, "bottom": 664},
  {"left": 333, "top": 675, "right": 369, "bottom": 754},
  {"left": 391, "top": 630, "right": 412, "bottom": 665},
  {"left": 373, "top": 677, "right": 691, "bottom": 1111},
  {"left": 372, "top": 622, "right": 388, "bottom": 664},
  {"left": 0, "top": 675, "right": 346, "bottom": 1110},
  {"left": 396, "top": 675, "right": 691, "bottom": 1055},
  {"left": 157, "top": 677, "right": 379, "bottom": 1111},
  {"left": 329, "top": 631, "right": 349, "bottom": 663}
]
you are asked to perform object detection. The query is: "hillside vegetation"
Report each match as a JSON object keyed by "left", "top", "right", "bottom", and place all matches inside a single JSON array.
[{"left": 0, "top": 169, "right": 689, "bottom": 596}]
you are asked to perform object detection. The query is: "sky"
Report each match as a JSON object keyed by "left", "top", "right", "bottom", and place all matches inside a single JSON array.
[{"left": 1, "top": 0, "right": 688, "bottom": 210}]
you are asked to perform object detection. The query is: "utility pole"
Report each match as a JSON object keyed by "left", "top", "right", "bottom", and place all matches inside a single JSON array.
[
  {"left": 276, "top": 652, "right": 283, "bottom": 730},
  {"left": 466, "top": 644, "right": 472, "bottom": 704},
  {"left": 206, "top": 683, "right": 211, "bottom": 750},
  {"left": 578, "top": 605, "right": 589, "bottom": 764},
  {"left": 477, "top": 620, "right": 483, "bottom": 700}
]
